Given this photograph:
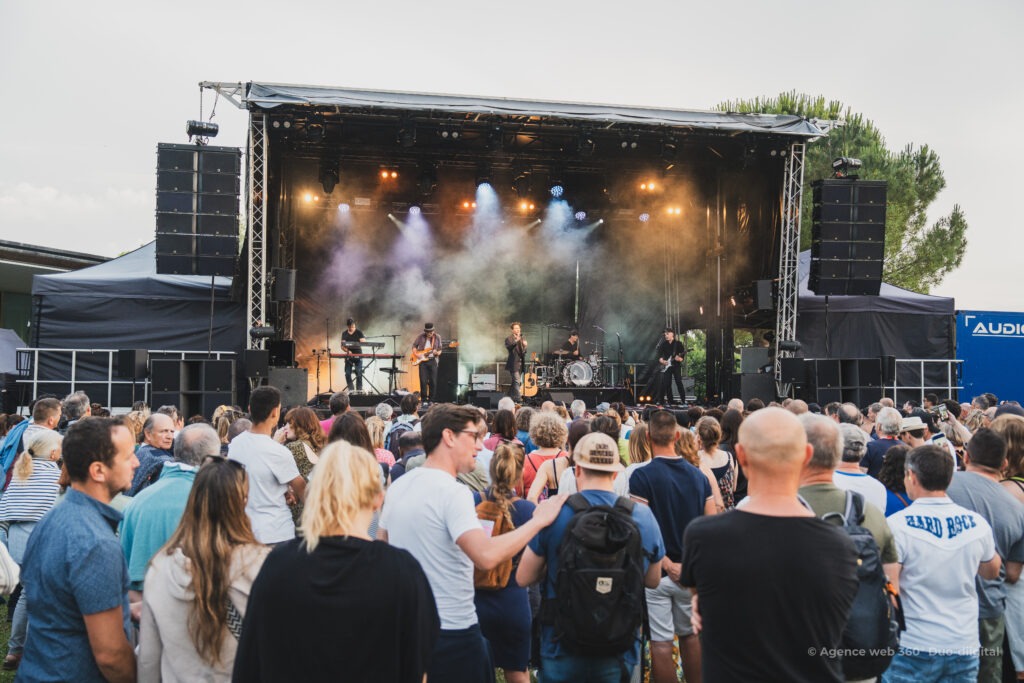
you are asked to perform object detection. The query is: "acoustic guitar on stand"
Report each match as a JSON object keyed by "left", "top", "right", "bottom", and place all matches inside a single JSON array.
[{"left": 410, "top": 340, "right": 459, "bottom": 366}]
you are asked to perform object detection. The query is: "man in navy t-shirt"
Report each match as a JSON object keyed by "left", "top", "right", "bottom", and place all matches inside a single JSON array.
[{"left": 629, "top": 409, "right": 715, "bottom": 683}]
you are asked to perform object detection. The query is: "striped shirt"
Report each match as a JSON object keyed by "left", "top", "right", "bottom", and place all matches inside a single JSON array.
[{"left": 0, "top": 460, "right": 61, "bottom": 522}]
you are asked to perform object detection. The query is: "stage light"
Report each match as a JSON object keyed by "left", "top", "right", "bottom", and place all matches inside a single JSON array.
[
  {"left": 550, "top": 184, "right": 564, "bottom": 198},
  {"left": 699, "top": 305, "right": 704, "bottom": 315},
  {"left": 778, "top": 339, "right": 803, "bottom": 352},
  {"left": 186, "top": 120, "right": 219, "bottom": 140},
  {"left": 832, "top": 157, "right": 862, "bottom": 177},
  {"left": 621, "top": 134, "right": 639, "bottom": 150},
  {"left": 665, "top": 207, "right": 682, "bottom": 216},
  {"left": 640, "top": 181, "right": 657, "bottom": 191},
  {"left": 575, "top": 211, "right": 587, "bottom": 221},
  {"left": 439, "top": 124, "right": 462, "bottom": 140},
  {"left": 249, "top": 326, "right": 276, "bottom": 339},
  {"left": 577, "top": 130, "right": 596, "bottom": 156},
  {"left": 519, "top": 201, "right": 536, "bottom": 211},
  {"left": 303, "top": 193, "right": 314, "bottom": 203},
  {"left": 475, "top": 163, "right": 492, "bottom": 188},
  {"left": 319, "top": 159, "right": 339, "bottom": 195},
  {"left": 380, "top": 169, "right": 398, "bottom": 180},
  {"left": 638, "top": 213, "right": 650, "bottom": 223},
  {"left": 409, "top": 206, "right": 421, "bottom": 215},
  {"left": 271, "top": 118, "right": 293, "bottom": 130},
  {"left": 661, "top": 137, "right": 677, "bottom": 162},
  {"left": 512, "top": 169, "right": 531, "bottom": 198},
  {"left": 730, "top": 296, "right": 737, "bottom": 307},
  {"left": 338, "top": 203, "right": 350, "bottom": 213},
  {"left": 461, "top": 200, "right": 477, "bottom": 209}
]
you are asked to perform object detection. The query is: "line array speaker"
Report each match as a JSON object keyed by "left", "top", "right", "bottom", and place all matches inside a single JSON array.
[
  {"left": 155, "top": 143, "right": 241, "bottom": 277},
  {"left": 809, "top": 179, "right": 888, "bottom": 296}
]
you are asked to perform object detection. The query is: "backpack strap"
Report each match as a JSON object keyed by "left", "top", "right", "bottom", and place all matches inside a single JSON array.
[
  {"left": 843, "top": 490, "right": 866, "bottom": 526},
  {"left": 566, "top": 492, "right": 591, "bottom": 514},
  {"left": 613, "top": 496, "right": 636, "bottom": 515}
]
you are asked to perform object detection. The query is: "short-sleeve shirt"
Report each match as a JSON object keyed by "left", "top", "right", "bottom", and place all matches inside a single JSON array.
[
  {"left": 887, "top": 496, "right": 997, "bottom": 651},
  {"left": 341, "top": 328, "right": 365, "bottom": 355},
  {"left": 228, "top": 431, "right": 301, "bottom": 544},
  {"left": 798, "top": 483, "right": 899, "bottom": 563},
  {"left": 628, "top": 456, "right": 712, "bottom": 563},
  {"left": 19, "top": 488, "right": 131, "bottom": 683},
  {"left": 832, "top": 470, "right": 889, "bottom": 515},
  {"left": 528, "top": 488, "right": 665, "bottom": 659},
  {"left": 380, "top": 466, "right": 482, "bottom": 630},
  {"left": 946, "top": 472, "right": 1024, "bottom": 619}
]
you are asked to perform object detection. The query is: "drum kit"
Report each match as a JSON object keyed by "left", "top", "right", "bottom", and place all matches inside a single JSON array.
[{"left": 534, "top": 347, "right": 607, "bottom": 388}]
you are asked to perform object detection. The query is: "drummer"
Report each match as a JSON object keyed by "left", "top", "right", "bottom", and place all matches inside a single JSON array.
[{"left": 559, "top": 329, "right": 581, "bottom": 359}]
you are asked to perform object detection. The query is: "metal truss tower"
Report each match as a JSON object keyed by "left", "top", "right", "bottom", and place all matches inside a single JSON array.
[
  {"left": 246, "top": 113, "right": 268, "bottom": 350},
  {"left": 774, "top": 142, "right": 805, "bottom": 391}
]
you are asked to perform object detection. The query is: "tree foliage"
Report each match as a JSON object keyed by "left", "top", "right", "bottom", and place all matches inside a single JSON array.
[{"left": 717, "top": 92, "right": 967, "bottom": 292}]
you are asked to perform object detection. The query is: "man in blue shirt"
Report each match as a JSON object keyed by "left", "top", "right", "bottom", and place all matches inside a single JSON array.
[
  {"left": 518, "top": 431, "right": 665, "bottom": 683},
  {"left": 19, "top": 417, "right": 139, "bottom": 683}
]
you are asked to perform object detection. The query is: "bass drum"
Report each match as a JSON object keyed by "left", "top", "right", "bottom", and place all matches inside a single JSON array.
[{"left": 563, "top": 360, "right": 594, "bottom": 387}]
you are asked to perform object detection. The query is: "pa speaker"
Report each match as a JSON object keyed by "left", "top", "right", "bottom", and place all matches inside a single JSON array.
[
  {"left": 549, "top": 391, "right": 575, "bottom": 405},
  {"left": 203, "top": 360, "right": 234, "bottom": 392},
  {"left": 117, "top": 349, "right": 149, "bottom": 379},
  {"left": 150, "top": 360, "right": 182, "bottom": 392},
  {"left": 244, "top": 350, "right": 269, "bottom": 379},
  {"left": 272, "top": 268, "right": 296, "bottom": 302},
  {"left": 810, "top": 178, "right": 887, "bottom": 297},
  {"left": 754, "top": 280, "right": 773, "bottom": 311},
  {"left": 155, "top": 254, "right": 193, "bottom": 275},
  {"left": 268, "top": 340, "right": 296, "bottom": 367},
  {"left": 779, "top": 357, "right": 807, "bottom": 384},
  {"left": 268, "top": 367, "right": 308, "bottom": 410}
]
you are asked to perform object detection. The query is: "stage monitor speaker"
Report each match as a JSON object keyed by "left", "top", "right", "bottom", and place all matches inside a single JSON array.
[
  {"left": 272, "top": 268, "right": 296, "bottom": 302},
  {"left": 268, "top": 339, "right": 296, "bottom": 367},
  {"left": 268, "top": 367, "right": 308, "bottom": 410},
  {"left": 549, "top": 391, "right": 575, "bottom": 405},
  {"left": 244, "top": 350, "right": 269, "bottom": 379},
  {"left": 117, "top": 350, "right": 149, "bottom": 379},
  {"left": 467, "top": 391, "right": 504, "bottom": 409},
  {"left": 150, "top": 360, "right": 182, "bottom": 392},
  {"left": 779, "top": 357, "right": 807, "bottom": 384}
]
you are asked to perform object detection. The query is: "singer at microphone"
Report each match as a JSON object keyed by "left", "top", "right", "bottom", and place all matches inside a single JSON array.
[{"left": 505, "top": 321, "right": 528, "bottom": 402}]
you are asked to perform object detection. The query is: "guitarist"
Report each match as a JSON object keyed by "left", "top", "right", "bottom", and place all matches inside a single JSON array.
[
  {"left": 656, "top": 327, "right": 687, "bottom": 405},
  {"left": 411, "top": 322, "right": 442, "bottom": 402},
  {"left": 505, "top": 322, "right": 528, "bottom": 403}
]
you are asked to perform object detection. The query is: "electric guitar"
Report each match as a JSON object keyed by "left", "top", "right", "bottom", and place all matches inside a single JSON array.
[{"left": 410, "top": 340, "right": 459, "bottom": 366}]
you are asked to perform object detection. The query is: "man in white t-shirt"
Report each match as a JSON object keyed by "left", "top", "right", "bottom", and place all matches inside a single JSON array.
[
  {"left": 379, "top": 403, "right": 565, "bottom": 683},
  {"left": 228, "top": 386, "right": 306, "bottom": 545},
  {"left": 884, "top": 444, "right": 1001, "bottom": 683},
  {"left": 833, "top": 423, "right": 888, "bottom": 513}
]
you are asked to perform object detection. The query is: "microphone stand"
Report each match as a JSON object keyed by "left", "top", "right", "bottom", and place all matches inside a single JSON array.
[{"left": 324, "top": 318, "right": 334, "bottom": 392}]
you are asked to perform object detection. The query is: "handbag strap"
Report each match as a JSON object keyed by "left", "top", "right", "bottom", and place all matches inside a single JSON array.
[{"left": 225, "top": 597, "right": 244, "bottom": 640}]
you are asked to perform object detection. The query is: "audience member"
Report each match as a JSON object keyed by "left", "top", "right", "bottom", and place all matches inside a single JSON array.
[{"left": 128, "top": 412, "right": 176, "bottom": 496}]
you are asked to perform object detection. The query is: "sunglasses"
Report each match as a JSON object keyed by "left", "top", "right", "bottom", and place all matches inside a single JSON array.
[{"left": 201, "top": 454, "right": 245, "bottom": 471}]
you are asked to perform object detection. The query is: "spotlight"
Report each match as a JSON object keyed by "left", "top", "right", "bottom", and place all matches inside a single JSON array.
[
  {"left": 338, "top": 203, "right": 350, "bottom": 213},
  {"left": 439, "top": 124, "right": 462, "bottom": 140},
  {"left": 575, "top": 211, "right": 587, "bottom": 221},
  {"left": 397, "top": 124, "right": 416, "bottom": 147},
  {"left": 409, "top": 206, "right": 422, "bottom": 215},
  {"left": 319, "top": 159, "right": 339, "bottom": 195},
  {"left": 550, "top": 184, "right": 564, "bottom": 198},
  {"left": 303, "top": 193, "right": 314, "bottom": 203},
  {"left": 699, "top": 305, "right": 704, "bottom": 315},
  {"left": 249, "top": 326, "right": 276, "bottom": 339},
  {"left": 640, "top": 181, "right": 657, "bottom": 191},
  {"left": 832, "top": 157, "right": 862, "bottom": 177},
  {"left": 665, "top": 207, "right": 682, "bottom": 216},
  {"left": 638, "top": 213, "right": 650, "bottom": 223},
  {"left": 476, "top": 163, "right": 492, "bottom": 187},
  {"left": 380, "top": 169, "right": 399, "bottom": 180},
  {"left": 461, "top": 200, "right": 477, "bottom": 209},
  {"left": 512, "top": 169, "right": 531, "bottom": 198},
  {"left": 778, "top": 339, "right": 803, "bottom": 352},
  {"left": 519, "top": 201, "right": 535, "bottom": 211},
  {"left": 185, "top": 120, "right": 219, "bottom": 141},
  {"left": 621, "top": 134, "right": 639, "bottom": 150}
]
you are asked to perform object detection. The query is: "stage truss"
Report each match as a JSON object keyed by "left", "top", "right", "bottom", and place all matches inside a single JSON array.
[{"left": 774, "top": 142, "right": 805, "bottom": 392}]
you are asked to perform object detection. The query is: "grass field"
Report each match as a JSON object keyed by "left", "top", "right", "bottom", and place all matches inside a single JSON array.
[{"left": 0, "top": 606, "right": 14, "bottom": 683}]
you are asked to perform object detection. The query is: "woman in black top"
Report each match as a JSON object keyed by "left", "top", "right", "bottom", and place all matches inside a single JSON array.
[{"left": 234, "top": 442, "right": 439, "bottom": 683}]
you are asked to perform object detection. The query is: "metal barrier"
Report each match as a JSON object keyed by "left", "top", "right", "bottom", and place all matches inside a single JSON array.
[
  {"left": 891, "top": 358, "right": 964, "bottom": 403},
  {"left": 13, "top": 348, "right": 237, "bottom": 413}
]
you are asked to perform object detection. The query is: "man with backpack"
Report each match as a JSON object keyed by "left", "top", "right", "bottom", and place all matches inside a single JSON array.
[
  {"left": 517, "top": 431, "right": 664, "bottom": 683},
  {"left": 798, "top": 413, "right": 901, "bottom": 681},
  {"left": 681, "top": 407, "right": 859, "bottom": 683},
  {"left": 628, "top": 409, "right": 715, "bottom": 683},
  {"left": 383, "top": 393, "right": 421, "bottom": 454}
]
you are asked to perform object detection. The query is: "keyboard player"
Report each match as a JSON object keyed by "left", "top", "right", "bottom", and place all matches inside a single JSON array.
[{"left": 340, "top": 317, "right": 367, "bottom": 391}]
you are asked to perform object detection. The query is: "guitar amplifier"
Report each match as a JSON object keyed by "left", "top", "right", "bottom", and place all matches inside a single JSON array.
[{"left": 471, "top": 374, "right": 497, "bottom": 390}]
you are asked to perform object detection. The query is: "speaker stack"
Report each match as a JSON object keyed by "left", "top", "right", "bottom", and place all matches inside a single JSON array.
[
  {"left": 150, "top": 358, "right": 236, "bottom": 419},
  {"left": 155, "top": 143, "right": 241, "bottom": 277},
  {"left": 809, "top": 179, "right": 887, "bottom": 296}
]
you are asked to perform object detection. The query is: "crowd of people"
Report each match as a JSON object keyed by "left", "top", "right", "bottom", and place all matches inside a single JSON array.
[{"left": 0, "top": 387, "right": 1021, "bottom": 682}]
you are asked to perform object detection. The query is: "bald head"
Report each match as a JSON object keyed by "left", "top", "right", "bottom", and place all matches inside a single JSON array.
[
  {"left": 143, "top": 412, "right": 175, "bottom": 450},
  {"left": 799, "top": 413, "right": 842, "bottom": 470},
  {"left": 737, "top": 407, "right": 809, "bottom": 471},
  {"left": 786, "top": 399, "right": 809, "bottom": 415}
]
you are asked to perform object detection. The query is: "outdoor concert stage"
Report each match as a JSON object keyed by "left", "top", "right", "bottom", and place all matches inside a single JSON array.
[{"left": 203, "top": 81, "right": 820, "bottom": 405}]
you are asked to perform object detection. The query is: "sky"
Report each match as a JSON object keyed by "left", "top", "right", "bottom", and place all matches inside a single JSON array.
[{"left": 1, "top": 0, "right": 1021, "bottom": 312}]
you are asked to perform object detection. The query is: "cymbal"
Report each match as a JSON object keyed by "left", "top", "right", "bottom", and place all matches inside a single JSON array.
[{"left": 552, "top": 349, "right": 570, "bottom": 355}]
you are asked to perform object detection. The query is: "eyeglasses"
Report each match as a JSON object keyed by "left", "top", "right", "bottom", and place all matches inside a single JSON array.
[
  {"left": 457, "top": 429, "right": 485, "bottom": 443},
  {"left": 201, "top": 454, "right": 245, "bottom": 470}
]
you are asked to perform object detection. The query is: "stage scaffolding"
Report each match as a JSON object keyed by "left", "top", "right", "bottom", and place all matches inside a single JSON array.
[{"left": 774, "top": 142, "right": 805, "bottom": 392}]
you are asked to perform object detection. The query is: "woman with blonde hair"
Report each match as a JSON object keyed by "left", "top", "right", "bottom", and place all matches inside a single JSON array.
[
  {"left": 234, "top": 442, "right": 439, "bottom": 682},
  {"left": 0, "top": 430, "right": 63, "bottom": 670},
  {"left": 365, "top": 415, "right": 397, "bottom": 468},
  {"left": 139, "top": 456, "right": 270, "bottom": 682},
  {"left": 522, "top": 411, "right": 568, "bottom": 498},
  {"left": 677, "top": 427, "right": 726, "bottom": 512},
  {"left": 474, "top": 442, "right": 535, "bottom": 683}
]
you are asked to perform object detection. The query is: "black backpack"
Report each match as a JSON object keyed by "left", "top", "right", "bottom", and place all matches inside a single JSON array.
[
  {"left": 540, "top": 493, "right": 647, "bottom": 656},
  {"left": 821, "top": 490, "right": 904, "bottom": 680},
  {"left": 383, "top": 419, "right": 415, "bottom": 455}
]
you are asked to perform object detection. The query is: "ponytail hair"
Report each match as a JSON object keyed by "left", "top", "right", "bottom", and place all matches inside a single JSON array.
[
  {"left": 15, "top": 430, "right": 63, "bottom": 481},
  {"left": 489, "top": 441, "right": 524, "bottom": 521}
]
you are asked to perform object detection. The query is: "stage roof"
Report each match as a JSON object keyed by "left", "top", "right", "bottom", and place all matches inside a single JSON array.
[{"left": 232, "top": 82, "right": 827, "bottom": 138}]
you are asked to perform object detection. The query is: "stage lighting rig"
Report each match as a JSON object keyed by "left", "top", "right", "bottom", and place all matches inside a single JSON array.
[
  {"left": 512, "top": 168, "right": 531, "bottom": 198},
  {"left": 249, "top": 326, "right": 277, "bottom": 339},
  {"left": 832, "top": 157, "right": 862, "bottom": 178},
  {"left": 185, "top": 120, "right": 218, "bottom": 145}
]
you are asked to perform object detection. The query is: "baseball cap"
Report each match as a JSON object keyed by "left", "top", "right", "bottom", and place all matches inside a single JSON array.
[{"left": 573, "top": 432, "right": 624, "bottom": 473}]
